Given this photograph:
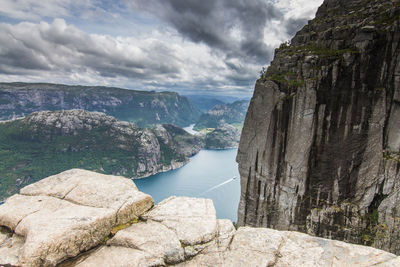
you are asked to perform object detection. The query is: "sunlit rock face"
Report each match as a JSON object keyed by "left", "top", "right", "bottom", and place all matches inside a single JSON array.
[
  {"left": 0, "top": 169, "right": 399, "bottom": 266},
  {"left": 237, "top": 0, "right": 400, "bottom": 254}
]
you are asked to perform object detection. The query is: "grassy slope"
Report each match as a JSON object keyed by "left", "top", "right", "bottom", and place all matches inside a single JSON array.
[{"left": 0, "top": 116, "right": 194, "bottom": 200}]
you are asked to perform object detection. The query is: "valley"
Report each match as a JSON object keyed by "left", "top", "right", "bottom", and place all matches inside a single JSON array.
[{"left": 0, "top": 88, "right": 248, "bottom": 201}]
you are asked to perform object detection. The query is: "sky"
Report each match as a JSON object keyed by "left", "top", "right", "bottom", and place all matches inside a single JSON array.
[{"left": 0, "top": 0, "right": 323, "bottom": 97}]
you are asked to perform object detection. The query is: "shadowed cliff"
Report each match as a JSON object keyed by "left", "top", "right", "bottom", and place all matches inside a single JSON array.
[{"left": 237, "top": 0, "right": 400, "bottom": 254}]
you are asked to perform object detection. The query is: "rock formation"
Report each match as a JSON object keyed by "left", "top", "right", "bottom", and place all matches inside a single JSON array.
[
  {"left": 0, "top": 169, "right": 399, "bottom": 266},
  {"left": 237, "top": 0, "right": 400, "bottom": 254},
  {"left": 205, "top": 124, "right": 241, "bottom": 149},
  {"left": 0, "top": 169, "right": 153, "bottom": 266},
  {"left": 0, "top": 110, "right": 203, "bottom": 199},
  {"left": 0, "top": 82, "right": 201, "bottom": 127}
]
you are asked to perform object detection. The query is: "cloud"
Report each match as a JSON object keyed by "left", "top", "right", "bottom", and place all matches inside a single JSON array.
[
  {"left": 0, "top": 0, "right": 92, "bottom": 21},
  {"left": 0, "top": 19, "right": 181, "bottom": 78},
  {"left": 0, "top": 0, "right": 323, "bottom": 96},
  {"left": 0, "top": 18, "right": 258, "bottom": 95},
  {"left": 127, "top": 0, "right": 282, "bottom": 64}
]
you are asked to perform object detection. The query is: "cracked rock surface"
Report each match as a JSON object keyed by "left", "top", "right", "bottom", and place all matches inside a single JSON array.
[
  {"left": 0, "top": 170, "right": 399, "bottom": 266},
  {"left": 0, "top": 169, "right": 153, "bottom": 266}
]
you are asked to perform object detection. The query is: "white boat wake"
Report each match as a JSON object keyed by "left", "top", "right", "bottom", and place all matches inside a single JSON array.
[{"left": 199, "top": 176, "right": 237, "bottom": 195}]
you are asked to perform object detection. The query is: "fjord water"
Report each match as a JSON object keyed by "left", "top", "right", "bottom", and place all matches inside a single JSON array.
[{"left": 135, "top": 149, "right": 240, "bottom": 222}]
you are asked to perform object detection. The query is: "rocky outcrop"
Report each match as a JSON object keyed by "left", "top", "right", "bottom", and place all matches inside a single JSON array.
[
  {"left": 237, "top": 0, "right": 400, "bottom": 254},
  {"left": 205, "top": 124, "right": 241, "bottom": 149},
  {"left": 0, "top": 170, "right": 399, "bottom": 266},
  {"left": 0, "top": 110, "right": 203, "bottom": 199},
  {"left": 0, "top": 82, "right": 201, "bottom": 127},
  {"left": 153, "top": 124, "right": 204, "bottom": 157},
  {"left": 0, "top": 169, "right": 153, "bottom": 266}
]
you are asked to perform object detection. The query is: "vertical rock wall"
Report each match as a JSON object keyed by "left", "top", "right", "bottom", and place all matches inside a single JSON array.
[{"left": 237, "top": 0, "right": 400, "bottom": 254}]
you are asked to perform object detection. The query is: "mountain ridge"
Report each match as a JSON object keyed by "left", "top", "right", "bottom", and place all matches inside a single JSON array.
[{"left": 0, "top": 82, "right": 201, "bottom": 127}]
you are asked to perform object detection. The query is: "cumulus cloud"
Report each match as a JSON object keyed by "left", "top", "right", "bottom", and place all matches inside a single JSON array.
[
  {"left": 0, "top": 19, "right": 179, "bottom": 78},
  {"left": 0, "top": 0, "right": 323, "bottom": 96},
  {"left": 0, "top": 18, "right": 258, "bottom": 94}
]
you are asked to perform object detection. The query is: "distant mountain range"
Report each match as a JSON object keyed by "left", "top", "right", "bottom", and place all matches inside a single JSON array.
[
  {"left": 184, "top": 94, "right": 250, "bottom": 113},
  {"left": 194, "top": 100, "right": 250, "bottom": 130},
  {"left": 0, "top": 82, "right": 201, "bottom": 127}
]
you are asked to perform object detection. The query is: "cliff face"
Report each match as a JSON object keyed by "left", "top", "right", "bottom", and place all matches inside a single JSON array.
[
  {"left": 237, "top": 0, "right": 400, "bottom": 254},
  {"left": 0, "top": 110, "right": 203, "bottom": 199},
  {"left": 0, "top": 82, "right": 201, "bottom": 127},
  {"left": 0, "top": 169, "right": 399, "bottom": 266}
]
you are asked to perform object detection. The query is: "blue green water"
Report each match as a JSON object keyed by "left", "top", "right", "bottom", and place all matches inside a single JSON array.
[{"left": 134, "top": 149, "right": 240, "bottom": 222}]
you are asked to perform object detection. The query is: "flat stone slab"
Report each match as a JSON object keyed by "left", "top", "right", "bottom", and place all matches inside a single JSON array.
[
  {"left": 107, "top": 220, "right": 184, "bottom": 264},
  {"left": 222, "top": 227, "right": 400, "bottom": 267},
  {"left": 143, "top": 196, "right": 217, "bottom": 246},
  {"left": 0, "top": 169, "right": 153, "bottom": 266},
  {"left": 20, "top": 169, "right": 153, "bottom": 224},
  {"left": 178, "top": 227, "right": 400, "bottom": 267},
  {"left": 75, "top": 246, "right": 163, "bottom": 267}
]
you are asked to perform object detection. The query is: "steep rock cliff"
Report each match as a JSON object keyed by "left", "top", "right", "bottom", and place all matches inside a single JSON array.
[{"left": 237, "top": 0, "right": 400, "bottom": 254}]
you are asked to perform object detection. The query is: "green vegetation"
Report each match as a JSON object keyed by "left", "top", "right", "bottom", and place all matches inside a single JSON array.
[
  {"left": 110, "top": 218, "right": 139, "bottom": 236},
  {"left": 259, "top": 42, "right": 360, "bottom": 87},
  {"left": 260, "top": 67, "right": 305, "bottom": 88},
  {"left": 0, "top": 119, "right": 136, "bottom": 199},
  {"left": 383, "top": 151, "right": 400, "bottom": 162},
  {"left": 0, "top": 112, "right": 195, "bottom": 200},
  {"left": 232, "top": 221, "right": 238, "bottom": 230},
  {"left": 360, "top": 197, "right": 388, "bottom": 246}
]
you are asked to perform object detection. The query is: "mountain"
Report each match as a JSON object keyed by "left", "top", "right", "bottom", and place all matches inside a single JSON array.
[
  {"left": 194, "top": 100, "right": 249, "bottom": 130},
  {"left": 184, "top": 95, "right": 225, "bottom": 113},
  {"left": 204, "top": 124, "right": 241, "bottom": 149},
  {"left": 0, "top": 110, "right": 203, "bottom": 199},
  {"left": 0, "top": 169, "right": 398, "bottom": 266},
  {"left": 237, "top": 0, "right": 400, "bottom": 254},
  {"left": 0, "top": 82, "right": 201, "bottom": 127}
]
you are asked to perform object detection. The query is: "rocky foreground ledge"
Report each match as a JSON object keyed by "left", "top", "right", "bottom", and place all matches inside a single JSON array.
[{"left": 0, "top": 169, "right": 398, "bottom": 266}]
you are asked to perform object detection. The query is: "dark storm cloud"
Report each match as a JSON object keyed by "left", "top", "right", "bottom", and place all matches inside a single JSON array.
[
  {"left": 0, "top": 19, "right": 181, "bottom": 80},
  {"left": 284, "top": 17, "right": 309, "bottom": 37},
  {"left": 129, "top": 0, "right": 283, "bottom": 64}
]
